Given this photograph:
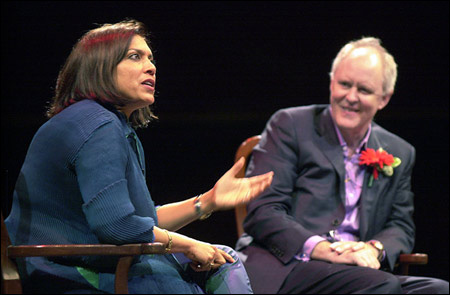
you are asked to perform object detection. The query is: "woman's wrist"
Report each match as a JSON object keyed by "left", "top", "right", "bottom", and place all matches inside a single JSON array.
[
  {"left": 163, "top": 229, "right": 173, "bottom": 253},
  {"left": 194, "top": 190, "right": 214, "bottom": 219},
  {"left": 169, "top": 231, "right": 199, "bottom": 254}
]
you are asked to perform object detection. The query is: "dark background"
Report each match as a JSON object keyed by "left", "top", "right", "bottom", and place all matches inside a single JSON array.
[{"left": 2, "top": 1, "right": 448, "bottom": 281}]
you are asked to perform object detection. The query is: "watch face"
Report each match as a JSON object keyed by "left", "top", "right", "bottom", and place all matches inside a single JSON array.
[
  {"left": 370, "top": 240, "right": 383, "bottom": 251},
  {"left": 369, "top": 241, "right": 384, "bottom": 261}
]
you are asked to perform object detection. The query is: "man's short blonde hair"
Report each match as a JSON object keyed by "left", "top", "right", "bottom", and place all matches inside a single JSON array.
[{"left": 330, "top": 37, "right": 398, "bottom": 95}]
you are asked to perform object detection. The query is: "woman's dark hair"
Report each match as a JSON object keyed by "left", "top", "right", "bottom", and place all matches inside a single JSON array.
[{"left": 47, "top": 19, "right": 157, "bottom": 128}]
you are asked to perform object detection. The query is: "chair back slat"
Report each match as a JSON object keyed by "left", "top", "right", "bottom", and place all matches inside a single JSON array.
[{"left": 234, "top": 135, "right": 261, "bottom": 238}]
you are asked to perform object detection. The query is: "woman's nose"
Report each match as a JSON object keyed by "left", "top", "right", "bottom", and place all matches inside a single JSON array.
[{"left": 145, "top": 59, "right": 156, "bottom": 75}]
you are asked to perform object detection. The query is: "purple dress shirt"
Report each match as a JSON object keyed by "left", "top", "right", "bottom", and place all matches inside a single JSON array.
[{"left": 296, "top": 109, "right": 371, "bottom": 261}]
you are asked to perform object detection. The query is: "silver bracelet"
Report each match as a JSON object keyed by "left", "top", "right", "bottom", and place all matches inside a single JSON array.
[{"left": 194, "top": 194, "right": 212, "bottom": 220}]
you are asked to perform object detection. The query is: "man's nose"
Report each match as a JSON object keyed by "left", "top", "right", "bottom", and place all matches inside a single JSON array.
[{"left": 345, "top": 87, "right": 359, "bottom": 102}]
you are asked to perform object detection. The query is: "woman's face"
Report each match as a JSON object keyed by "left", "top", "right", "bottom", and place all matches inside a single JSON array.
[{"left": 115, "top": 35, "right": 156, "bottom": 117}]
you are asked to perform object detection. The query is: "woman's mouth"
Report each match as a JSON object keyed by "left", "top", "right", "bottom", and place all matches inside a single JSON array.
[{"left": 141, "top": 79, "right": 155, "bottom": 91}]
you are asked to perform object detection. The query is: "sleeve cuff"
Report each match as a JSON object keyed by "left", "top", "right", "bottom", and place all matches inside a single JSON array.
[{"left": 294, "top": 235, "right": 326, "bottom": 261}]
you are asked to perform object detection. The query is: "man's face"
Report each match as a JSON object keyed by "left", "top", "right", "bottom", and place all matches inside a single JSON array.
[{"left": 330, "top": 47, "right": 391, "bottom": 139}]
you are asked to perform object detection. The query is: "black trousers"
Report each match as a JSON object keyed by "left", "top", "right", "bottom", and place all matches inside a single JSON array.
[{"left": 278, "top": 260, "right": 449, "bottom": 294}]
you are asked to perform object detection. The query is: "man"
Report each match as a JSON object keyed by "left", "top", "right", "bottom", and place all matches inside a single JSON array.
[{"left": 236, "top": 37, "right": 449, "bottom": 294}]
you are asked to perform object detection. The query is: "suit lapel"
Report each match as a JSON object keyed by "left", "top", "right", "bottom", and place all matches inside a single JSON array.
[
  {"left": 314, "top": 107, "right": 346, "bottom": 203},
  {"left": 359, "top": 126, "right": 390, "bottom": 240}
]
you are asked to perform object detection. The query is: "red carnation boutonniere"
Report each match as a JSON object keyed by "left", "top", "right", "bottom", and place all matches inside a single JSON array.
[{"left": 359, "top": 148, "right": 401, "bottom": 187}]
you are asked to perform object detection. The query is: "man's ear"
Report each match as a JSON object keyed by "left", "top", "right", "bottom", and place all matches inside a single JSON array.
[
  {"left": 329, "top": 76, "right": 334, "bottom": 93},
  {"left": 378, "top": 91, "right": 393, "bottom": 110}
]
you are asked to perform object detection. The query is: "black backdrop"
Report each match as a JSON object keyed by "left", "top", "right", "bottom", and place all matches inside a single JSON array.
[{"left": 2, "top": 1, "right": 448, "bottom": 281}]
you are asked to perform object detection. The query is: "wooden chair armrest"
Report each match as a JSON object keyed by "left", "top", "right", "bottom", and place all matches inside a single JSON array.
[
  {"left": 7, "top": 242, "right": 166, "bottom": 258},
  {"left": 397, "top": 253, "right": 428, "bottom": 276},
  {"left": 399, "top": 253, "right": 428, "bottom": 265},
  {"left": 5, "top": 242, "right": 166, "bottom": 294}
]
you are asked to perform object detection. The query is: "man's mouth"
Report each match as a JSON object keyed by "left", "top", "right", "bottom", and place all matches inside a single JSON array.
[{"left": 341, "top": 105, "right": 359, "bottom": 113}]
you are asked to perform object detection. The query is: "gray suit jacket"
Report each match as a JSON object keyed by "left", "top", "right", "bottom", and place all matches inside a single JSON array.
[{"left": 236, "top": 105, "right": 416, "bottom": 294}]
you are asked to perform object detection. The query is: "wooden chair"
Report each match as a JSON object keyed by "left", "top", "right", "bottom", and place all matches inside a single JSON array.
[
  {"left": 233, "top": 135, "right": 428, "bottom": 275},
  {"left": 1, "top": 213, "right": 166, "bottom": 294},
  {"left": 234, "top": 135, "right": 261, "bottom": 238}
]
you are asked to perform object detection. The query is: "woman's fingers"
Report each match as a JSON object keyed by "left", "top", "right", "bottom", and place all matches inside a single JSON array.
[
  {"left": 229, "top": 157, "right": 245, "bottom": 177},
  {"left": 189, "top": 247, "right": 236, "bottom": 272},
  {"left": 247, "top": 171, "right": 274, "bottom": 184},
  {"left": 190, "top": 261, "right": 213, "bottom": 272},
  {"left": 245, "top": 172, "right": 274, "bottom": 199},
  {"left": 218, "top": 249, "right": 235, "bottom": 264},
  {"left": 212, "top": 159, "right": 274, "bottom": 211}
]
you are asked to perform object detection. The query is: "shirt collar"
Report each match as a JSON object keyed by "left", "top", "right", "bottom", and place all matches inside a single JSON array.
[
  {"left": 329, "top": 106, "right": 371, "bottom": 155},
  {"left": 111, "top": 107, "right": 135, "bottom": 135}
]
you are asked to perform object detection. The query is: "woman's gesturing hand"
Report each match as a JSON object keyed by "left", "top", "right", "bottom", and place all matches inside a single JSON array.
[{"left": 211, "top": 157, "right": 274, "bottom": 211}]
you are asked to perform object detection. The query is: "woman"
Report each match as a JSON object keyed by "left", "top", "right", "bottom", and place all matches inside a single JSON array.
[{"left": 5, "top": 19, "right": 273, "bottom": 294}]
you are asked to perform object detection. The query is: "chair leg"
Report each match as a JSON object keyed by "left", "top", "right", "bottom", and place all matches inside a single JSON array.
[
  {"left": 2, "top": 279, "right": 23, "bottom": 294},
  {"left": 401, "top": 264, "right": 410, "bottom": 276},
  {"left": 114, "top": 256, "right": 133, "bottom": 294}
]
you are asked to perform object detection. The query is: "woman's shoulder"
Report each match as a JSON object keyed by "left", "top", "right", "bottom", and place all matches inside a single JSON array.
[
  {"left": 39, "top": 100, "right": 126, "bottom": 145},
  {"left": 64, "top": 99, "right": 118, "bottom": 122},
  {"left": 54, "top": 100, "right": 123, "bottom": 131}
]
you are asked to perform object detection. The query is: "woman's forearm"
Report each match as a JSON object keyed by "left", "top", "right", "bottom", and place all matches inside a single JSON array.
[
  {"left": 156, "top": 189, "right": 214, "bottom": 231},
  {"left": 153, "top": 226, "right": 194, "bottom": 253}
]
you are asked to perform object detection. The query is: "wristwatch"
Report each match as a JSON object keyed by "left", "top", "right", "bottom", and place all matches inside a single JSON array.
[{"left": 368, "top": 240, "right": 384, "bottom": 261}]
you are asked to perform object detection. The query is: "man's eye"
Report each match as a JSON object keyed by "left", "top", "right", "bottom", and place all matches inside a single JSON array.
[
  {"left": 358, "top": 88, "right": 372, "bottom": 95},
  {"left": 339, "top": 81, "right": 351, "bottom": 88}
]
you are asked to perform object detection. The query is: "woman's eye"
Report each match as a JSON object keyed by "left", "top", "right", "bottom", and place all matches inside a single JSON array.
[{"left": 129, "top": 53, "right": 140, "bottom": 60}]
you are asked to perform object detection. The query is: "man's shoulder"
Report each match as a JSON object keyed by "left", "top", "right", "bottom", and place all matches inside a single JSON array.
[
  {"left": 372, "top": 123, "right": 414, "bottom": 149},
  {"left": 370, "top": 123, "right": 416, "bottom": 162},
  {"left": 270, "top": 104, "right": 328, "bottom": 122},
  {"left": 275, "top": 104, "right": 328, "bottom": 115}
]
